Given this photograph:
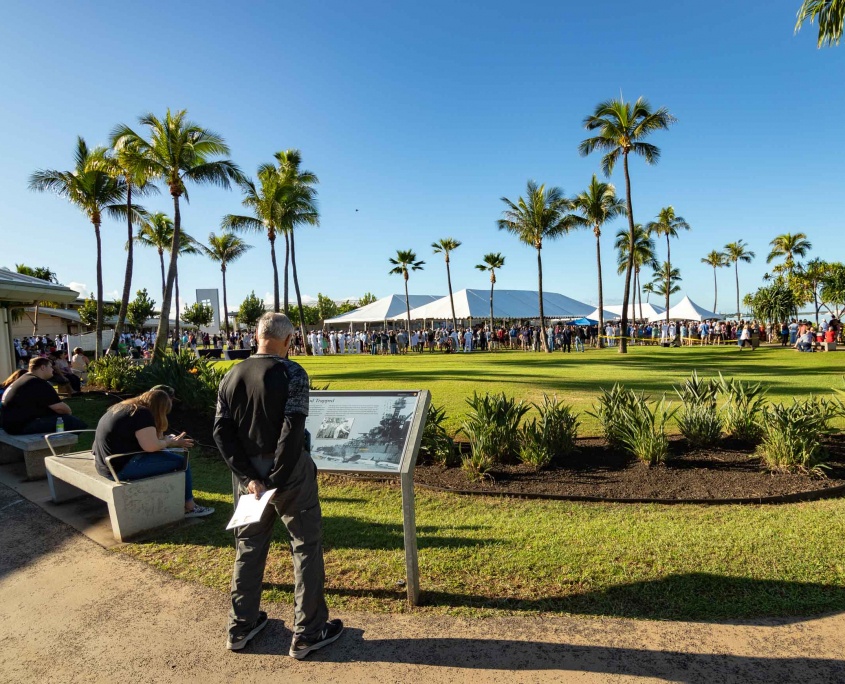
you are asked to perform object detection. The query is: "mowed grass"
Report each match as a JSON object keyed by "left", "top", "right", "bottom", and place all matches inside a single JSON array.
[
  {"left": 119, "top": 451, "right": 845, "bottom": 620},
  {"left": 218, "top": 344, "right": 845, "bottom": 434},
  {"left": 105, "top": 346, "right": 845, "bottom": 620}
]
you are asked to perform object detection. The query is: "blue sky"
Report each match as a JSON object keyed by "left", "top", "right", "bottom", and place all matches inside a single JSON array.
[{"left": 1, "top": 1, "right": 842, "bottom": 315}]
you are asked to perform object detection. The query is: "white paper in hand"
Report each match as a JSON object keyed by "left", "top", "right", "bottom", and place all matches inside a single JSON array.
[{"left": 226, "top": 489, "right": 277, "bottom": 530}]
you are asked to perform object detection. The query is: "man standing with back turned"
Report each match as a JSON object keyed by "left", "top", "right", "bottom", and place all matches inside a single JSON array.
[{"left": 214, "top": 312, "right": 343, "bottom": 657}]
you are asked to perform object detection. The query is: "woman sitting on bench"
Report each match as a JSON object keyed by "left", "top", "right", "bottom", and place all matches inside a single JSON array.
[{"left": 92, "top": 387, "right": 214, "bottom": 518}]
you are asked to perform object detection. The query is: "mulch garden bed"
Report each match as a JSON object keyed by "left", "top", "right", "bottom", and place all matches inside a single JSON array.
[
  {"left": 160, "top": 399, "right": 845, "bottom": 503},
  {"left": 412, "top": 437, "right": 845, "bottom": 503}
]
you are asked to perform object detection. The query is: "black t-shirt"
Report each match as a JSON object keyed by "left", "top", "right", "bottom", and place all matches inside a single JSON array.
[
  {"left": 0, "top": 373, "right": 61, "bottom": 434},
  {"left": 92, "top": 405, "right": 156, "bottom": 477}
]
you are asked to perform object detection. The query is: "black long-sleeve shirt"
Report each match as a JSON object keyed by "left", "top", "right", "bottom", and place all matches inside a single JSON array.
[{"left": 213, "top": 354, "right": 310, "bottom": 488}]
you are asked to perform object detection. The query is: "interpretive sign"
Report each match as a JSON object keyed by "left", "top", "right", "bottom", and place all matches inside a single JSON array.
[
  {"left": 307, "top": 391, "right": 421, "bottom": 474},
  {"left": 306, "top": 390, "right": 430, "bottom": 605}
]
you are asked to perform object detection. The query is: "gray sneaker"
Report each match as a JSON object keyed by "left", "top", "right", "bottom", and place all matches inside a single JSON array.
[
  {"left": 185, "top": 504, "right": 215, "bottom": 518},
  {"left": 289, "top": 619, "right": 344, "bottom": 659},
  {"left": 226, "top": 611, "right": 268, "bottom": 651}
]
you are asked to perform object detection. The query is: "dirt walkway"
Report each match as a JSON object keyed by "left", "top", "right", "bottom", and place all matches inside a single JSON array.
[{"left": 1, "top": 484, "right": 844, "bottom": 683}]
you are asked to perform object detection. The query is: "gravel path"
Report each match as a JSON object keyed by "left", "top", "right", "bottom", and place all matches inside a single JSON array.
[{"left": 1, "top": 483, "right": 844, "bottom": 683}]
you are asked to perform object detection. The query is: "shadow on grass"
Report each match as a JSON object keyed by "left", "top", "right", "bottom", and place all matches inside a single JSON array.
[{"left": 258, "top": 572, "right": 845, "bottom": 624}]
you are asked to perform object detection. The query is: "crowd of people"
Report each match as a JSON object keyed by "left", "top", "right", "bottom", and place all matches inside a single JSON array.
[{"left": 283, "top": 316, "right": 843, "bottom": 355}]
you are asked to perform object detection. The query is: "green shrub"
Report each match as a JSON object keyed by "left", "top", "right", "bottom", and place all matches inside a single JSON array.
[
  {"left": 461, "top": 423, "right": 496, "bottom": 481},
  {"left": 419, "top": 404, "right": 457, "bottom": 466},
  {"left": 588, "top": 383, "right": 638, "bottom": 448},
  {"left": 616, "top": 397, "right": 677, "bottom": 466},
  {"left": 718, "top": 374, "right": 767, "bottom": 443},
  {"left": 461, "top": 392, "right": 529, "bottom": 464},
  {"left": 518, "top": 418, "right": 554, "bottom": 469},
  {"left": 675, "top": 371, "right": 722, "bottom": 448},
  {"left": 758, "top": 397, "right": 839, "bottom": 474},
  {"left": 86, "top": 355, "right": 140, "bottom": 392},
  {"left": 531, "top": 394, "right": 579, "bottom": 459},
  {"left": 132, "top": 350, "right": 227, "bottom": 415}
]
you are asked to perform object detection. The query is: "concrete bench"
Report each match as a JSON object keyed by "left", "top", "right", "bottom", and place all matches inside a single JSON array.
[
  {"left": 0, "top": 429, "right": 79, "bottom": 479},
  {"left": 823, "top": 341, "right": 837, "bottom": 352},
  {"left": 45, "top": 453, "right": 185, "bottom": 542}
]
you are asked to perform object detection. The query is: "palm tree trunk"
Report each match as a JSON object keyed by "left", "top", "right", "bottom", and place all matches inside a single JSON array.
[
  {"left": 154, "top": 193, "right": 181, "bottom": 360},
  {"left": 283, "top": 231, "right": 290, "bottom": 316},
  {"left": 489, "top": 274, "right": 495, "bottom": 341},
  {"left": 289, "top": 228, "right": 309, "bottom": 354},
  {"left": 713, "top": 266, "right": 718, "bottom": 313},
  {"left": 404, "top": 275, "right": 411, "bottom": 336},
  {"left": 537, "top": 247, "right": 549, "bottom": 352},
  {"left": 620, "top": 152, "right": 634, "bottom": 354},
  {"left": 446, "top": 257, "right": 457, "bottom": 333},
  {"left": 269, "top": 231, "right": 280, "bottom": 313},
  {"left": 595, "top": 227, "right": 605, "bottom": 349},
  {"left": 665, "top": 236, "right": 671, "bottom": 325},
  {"left": 221, "top": 265, "right": 229, "bottom": 337},
  {"left": 158, "top": 249, "right": 166, "bottom": 301},
  {"left": 735, "top": 261, "right": 740, "bottom": 319},
  {"left": 94, "top": 219, "right": 104, "bottom": 359},
  {"left": 637, "top": 270, "right": 644, "bottom": 321},
  {"left": 32, "top": 304, "right": 39, "bottom": 336},
  {"left": 175, "top": 264, "right": 181, "bottom": 342},
  {"left": 109, "top": 183, "right": 134, "bottom": 354}
]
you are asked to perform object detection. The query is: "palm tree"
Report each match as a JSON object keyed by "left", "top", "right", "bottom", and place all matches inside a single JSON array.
[
  {"left": 571, "top": 175, "right": 626, "bottom": 347},
  {"left": 642, "top": 281, "right": 656, "bottom": 303},
  {"left": 724, "top": 240, "right": 756, "bottom": 319},
  {"left": 15, "top": 265, "right": 58, "bottom": 335},
  {"left": 498, "top": 181, "right": 575, "bottom": 352},
  {"left": 222, "top": 166, "right": 285, "bottom": 313},
  {"left": 794, "top": 258, "right": 830, "bottom": 323},
  {"left": 615, "top": 224, "right": 658, "bottom": 320},
  {"left": 389, "top": 250, "right": 425, "bottom": 335},
  {"left": 432, "top": 238, "right": 462, "bottom": 332},
  {"left": 104, "top": 133, "right": 156, "bottom": 354},
  {"left": 135, "top": 212, "right": 174, "bottom": 300},
  {"left": 651, "top": 263, "right": 682, "bottom": 298},
  {"left": 271, "top": 150, "right": 320, "bottom": 349},
  {"left": 795, "top": 0, "right": 845, "bottom": 47},
  {"left": 701, "top": 250, "right": 729, "bottom": 313},
  {"left": 767, "top": 232, "right": 812, "bottom": 276},
  {"left": 201, "top": 233, "right": 252, "bottom": 337},
  {"left": 579, "top": 97, "right": 676, "bottom": 353},
  {"left": 29, "top": 137, "right": 128, "bottom": 358},
  {"left": 646, "top": 206, "right": 690, "bottom": 324},
  {"left": 111, "top": 109, "right": 243, "bottom": 359},
  {"left": 475, "top": 252, "right": 506, "bottom": 336}
]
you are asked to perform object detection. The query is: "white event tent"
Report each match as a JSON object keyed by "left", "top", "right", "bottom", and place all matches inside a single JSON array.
[
  {"left": 648, "top": 296, "right": 722, "bottom": 322},
  {"left": 323, "top": 294, "right": 442, "bottom": 326},
  {"left": 588, "top": 302, "right": 666, "bottom": 321},
  {"left": 402, "top": 289, "right": 594, "bottom": 321}
]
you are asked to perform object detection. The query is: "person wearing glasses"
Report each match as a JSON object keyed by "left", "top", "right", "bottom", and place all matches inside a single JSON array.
[{"left": 0, "top": 357, "right": 87, "bottom": 435}]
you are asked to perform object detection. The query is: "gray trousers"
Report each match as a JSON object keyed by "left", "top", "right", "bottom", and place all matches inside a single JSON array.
[{"left": 228, "top": 454, "right": 328, "bottom": 639}]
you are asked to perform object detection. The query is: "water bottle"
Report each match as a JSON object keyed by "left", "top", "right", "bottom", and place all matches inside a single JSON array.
[{"left": 56, "top": 417, "right": 64, "bottom": 433}]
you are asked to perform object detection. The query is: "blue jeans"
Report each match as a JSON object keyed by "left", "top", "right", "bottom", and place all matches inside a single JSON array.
[
  {"left": 9, "top": 414, "right": 87, "bottom": 435},
  {"left": 116, "top": 451, "right": 193, "bottom": 503}
]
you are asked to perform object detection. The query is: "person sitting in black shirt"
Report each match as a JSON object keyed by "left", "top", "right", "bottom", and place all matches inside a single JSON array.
[
  {"left": 92, "top": 387, "right": 213, "bottom": 518},
  {"left": 0, "top": 357, "right": 87, "bottom": 435}
]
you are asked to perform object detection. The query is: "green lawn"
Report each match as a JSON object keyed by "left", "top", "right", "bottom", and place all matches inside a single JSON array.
[
  {"left": 218, "top": 345, "right": 845, "bottom": 434},
  {"left": 68, "top": 346, "right": 845, "bottom": 620}
]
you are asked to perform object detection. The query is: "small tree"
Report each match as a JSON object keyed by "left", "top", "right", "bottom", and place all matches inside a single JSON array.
[
  {"left": 288, "top": 304, "right": 320, "bottom": 327},
  {"left": 317, "top": 293, "right": 338, "bottom": 322},
  {"left": 126, "top": 288, "right": 156, "bottom": 331},
  {"left": 337, "top": 300, "right": 357, "bottom": 315},
  {"left": 181, "top": 302, "right": 214, "bottom": 328},
  {"left": 79, "top": 297, "right": 118, "bottom": 329},
  {"left": 359, "top": 291, "right": 377, "bottom": 306},
  {"left": 237, "top": 291, "right": 266, "bottom": 331}
]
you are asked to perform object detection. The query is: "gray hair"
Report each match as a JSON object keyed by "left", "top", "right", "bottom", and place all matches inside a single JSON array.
[{"left": 256, "top": 312, "right": 294, "bottom": 341}]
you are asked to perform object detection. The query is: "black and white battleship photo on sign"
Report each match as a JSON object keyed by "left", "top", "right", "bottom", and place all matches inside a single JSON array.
[{"left": 306, "top": 391, "right": 421, "bottom": 473}]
